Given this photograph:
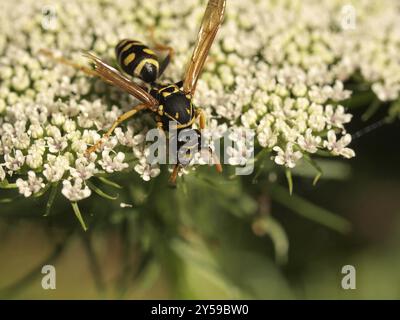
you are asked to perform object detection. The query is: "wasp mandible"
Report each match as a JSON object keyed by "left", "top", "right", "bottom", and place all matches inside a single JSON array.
[{"left": 40, "top": 0, "right": 226, "bottom": 185}]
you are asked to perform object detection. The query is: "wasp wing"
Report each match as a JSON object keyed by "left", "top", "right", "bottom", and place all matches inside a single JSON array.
[
  {"left": 84, "top": 52, "right": 158, "bottom": 108},
  {"left": 183, "top": 0, "right": 226, "bottom": 95}
]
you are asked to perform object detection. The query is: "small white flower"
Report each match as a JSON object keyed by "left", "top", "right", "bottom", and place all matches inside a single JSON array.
[
  {"left": 297, "top": 129, "right": 321, "bottom": 153},
  {"left": 4, "top": 150, "right": 25, "bottom": 171},
  {"left": 61, "top": 178, "right": 91, "bottom": 202},
  {"left": 114, "top": 127, "right": 144, "bottom": 147},
  {"left": 226, "top": 127, "right": 254, "bottom": 165},
  {"left": 14, "top": 133, "right": 31, "bottom": 150},
  {"left": 0, "top": 165, "right": 5, "bottom": 181},
  {"left": 71, "top": 139, "right": 88, "bottom": 154},
  {"left": 257, "top": 126, "right": 278, "bottom": 148},
  {"left": 227, "top": 143, "right": 253, "bottom": 166},
  {"left": 26, "top": 152, "right": 43, "bottom": 169},
  {"left": 46, "top": 125, "right": 62, "bottom": 138},
  {"left": 372, "top": 82, "right": 400, "bottom": 102},
  {"left": 99, "top": 151, "right": 129, "bottom": 173},
  {"left": 47, "top": 136, "right": 68, "bottom": 153},
  {"left": 51, "top": 112, "right": 66, "bottom": 126},
  {"left": 134, "top": 158, "right": 160, "bottom": 181},
  {"left": 190, "top": 150, "right": 214, "bottom": 166},
  {"left": 43, "top": 155, "right": 70, "bottom": 182},
  {"left": 63, "top": 119, "right": 77, "bottom": 133},
  {"left": 330, "top": 81, "right": 352, "bottom": 101},
  {"left": 16, "top": 171, "right": 45, "bottom": 197},
  {"left": 241, "top": 109, "right": 258, "bottom": 128},
  {"left": 325, "top": 105, "right": 352, "bottom": 129},
  {"left": 29, "top": 124, "right": 44, "bottom": 139},
  {"left": 273, "top": 143, "right": 303, "bottom": 168},
  {"left": 323, "top": 130, "right": 355, "bottom": 159},
  {"left": 70, "top": 157, "right": 98, "bottom": 180}
]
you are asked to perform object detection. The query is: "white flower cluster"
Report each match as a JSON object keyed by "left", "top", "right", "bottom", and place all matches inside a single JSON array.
[{"left": 0, "top": 0, "right": 398, "bottom": 202}]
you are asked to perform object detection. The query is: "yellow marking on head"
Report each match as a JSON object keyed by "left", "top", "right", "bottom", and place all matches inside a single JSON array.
[
  {"left": 175, "top": 112, "right": 179, "bottom": 119},
  {"left": 134, "top": 58, "right": 159, "bottom": 76},
  {"left": 123, "top": 53, "right": 136, "bottom": 66},
  {"left": 186, "top": 108, "right": 191, "bottom": 114},
  {"left": 159, "top": 84, "right": 177, "bottom": 93},
  {"left": 159, "top": 85, "right": 180, "bottom": 97},
  {"left": 162, "top": 91, "right": 172, "bottom": 97},
  {"left": 186, "top": 94, "right": 191, "bottom": 99},
  {"left": 143, "top": 48, "right": 156, "bottom": 55}
]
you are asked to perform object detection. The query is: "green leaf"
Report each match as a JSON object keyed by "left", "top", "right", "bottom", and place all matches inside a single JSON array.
[
  {"left": 341, "top": 90, "right": 375, "bottom": 109},
  {"left": 362, "top": 98, "right": 381, "bottom": 121},
  {"left": 302, "top": 156, "right": 323, "bottom": 186},
  {"left": 285, "top": 169, "right": 293, "bottom": 195},
  {"left": 34, "top": 183, "right": 51, "bottom": 198},
  {"left": 0, "top": 179, "right": 17, "bottom": 189},
  {"left": 269, "top": 184, "right": 351, "bottom": 234},
  {"left": 292, "top": 158, "right": 351, "bottom": 181},
  {"left": 388, "top": 99, "right": 400, "bottom": 121},
  {"left": 96, "top": 176, "right": 123, "bottom": 189},
  {"left": 44, "top": 183, "right": 59, "bottom": 216},
  {"left": 71, "top": 202, "right": 88, "bottom": 231},
  {"left": 87, "top": 180, "right": 118, "bottom": 200}
]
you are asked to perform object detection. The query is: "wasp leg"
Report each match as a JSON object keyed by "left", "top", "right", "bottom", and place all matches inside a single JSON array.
[
  {"left": 195, "top": 109, "right": 206, "bottom": 130},
  {"left": 211, "top": 149, "right": 223, "bottom": 173},
  {"left": 168, "top": 164, "right": 181, "bottom": 187},
  {"left": 86, "top": 103, "right": 148, "bottom": 155},
  {"left": 39, "top": 49, "right": 99, "bottom": 78},
  {"left": 158, "top": 51, "right": 173, "bottom": 78},
  {"left": 149, "top": 27, "right": 175, "bottom": 77}
]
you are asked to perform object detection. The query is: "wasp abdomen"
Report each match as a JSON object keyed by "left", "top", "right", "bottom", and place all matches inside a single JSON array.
[{"left": 115, "top": 39, "right": 159, "bottom": 83}]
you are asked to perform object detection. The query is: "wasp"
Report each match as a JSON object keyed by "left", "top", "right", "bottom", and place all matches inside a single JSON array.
[{"left": 40, "top": 0, "right": 226, "bottom": 185}]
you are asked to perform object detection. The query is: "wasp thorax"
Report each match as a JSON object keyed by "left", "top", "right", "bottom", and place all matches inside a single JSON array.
[{"left": 153, "top": 84, "right": 195, "bottom": 131}]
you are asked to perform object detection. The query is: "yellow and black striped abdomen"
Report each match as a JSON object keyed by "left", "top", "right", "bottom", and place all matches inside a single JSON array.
[{"left": 115, "top": 39, "right": 160, "bottom": 83}]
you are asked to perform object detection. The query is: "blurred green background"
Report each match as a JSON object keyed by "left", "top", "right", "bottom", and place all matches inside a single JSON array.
[{"left": 0, "top": 106, "right": 399, "bottom": 299}]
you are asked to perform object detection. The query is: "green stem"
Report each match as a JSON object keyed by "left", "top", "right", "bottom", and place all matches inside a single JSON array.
[
  {"left": 285, "top": 169, "right": 293, "bottom": 195},
  {"left": 0, "top": 180, "right": 17, "bottom": 189},
  {"left": 269, "top": 184, "right": 351, "bottom": 234},
  {"left": 96, "top": 176, "right": 123, "bottom": 189},
  {"left": 71, "top": 202, "right": 88, "bottom": 231},
  {"left": 44, "top": 183, "right": 59, "bottom": 216},
  {"left": 87, "top": 180, "right": 118, "bottom": 200}
]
